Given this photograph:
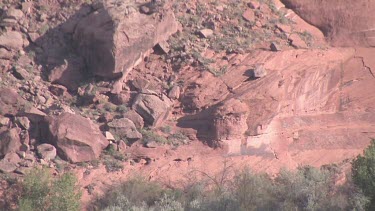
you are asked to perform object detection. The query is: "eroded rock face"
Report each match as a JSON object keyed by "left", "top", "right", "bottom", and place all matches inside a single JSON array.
[
  {"left": 44, "top": 112, "right": 109, "bottom": 163},
  {"left": 107, "top": 118, "right": 142, "bottom": 142},
  {"left": 0, "top": 152, "right": 21, "bottom": 173},
  {"left": 0, "top": 88, "right": 46, "bottom": 122},
  {"left": 0, "top": 128, "right": 22, "bottom": 157},
  {"left": 73, "top": 0, "right": 179, "bottom": 78},
  {"left": 282, "top": 0, "right": 375, "bottom": 47},
  {"left": 123, "top": 110, "right": 144, "bottom": 129},
  {"left": 0, "top": 88, "right": 24, "bottom": 116},
  {"left": 0, "top": 31, "right": 24, "bottom": 50},
  {"left": 213, "top": 99, "right": 249, "bottom": 140},
  {"left": 132, "top": 93, "right": 172, "bottom": 127}
]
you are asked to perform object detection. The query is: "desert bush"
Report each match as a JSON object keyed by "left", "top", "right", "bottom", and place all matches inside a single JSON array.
[{"left": 18, "top": 168, "right": 81, "bottom": 211}]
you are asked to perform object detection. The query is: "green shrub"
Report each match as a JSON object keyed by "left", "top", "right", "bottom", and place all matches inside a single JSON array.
[{"left": 19, "top": 168, "right": 81, "bottom": 211}]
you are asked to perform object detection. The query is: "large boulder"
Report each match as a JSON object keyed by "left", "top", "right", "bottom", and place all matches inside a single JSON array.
[
  {"left": 0, "top": 128, "right": 22, "bottom": 157},
  {"left": 213, "top": 99, "right": 249, "bottom": 140},
  {"left": 132, "top": 94, "right": 172, "bottom": 127},
  {"left": 0, "top": 88, "right": 46, "bottom": 122},
  {"left": 44, "top": 113, "right": 109, "bottom": 163},
  {"left": 281, "top": 0, "right": 375, "bottom": 47},
  {"left": 123, "top": 110, "right": 144, "bottom": 129},
  {"left": 0, "top": 152, "right": 21, "bottom": 173},
  {"left": 0, "top": 31, "right": 24, "bottom": 50},
  {"left": 73, "top": 0, "right": 179, "bottom": 78},
  {"left": 0, "top": 88, "right": 24, "bottom": 116},
  {"left": 48, "top": 58, "right": 85, "bottom": 91},
  {"left": 107, "top": 118, "right": 142, "bottom": 142},
  {"left": 37, "top": 144, "right": 57, "bottom": 160}
]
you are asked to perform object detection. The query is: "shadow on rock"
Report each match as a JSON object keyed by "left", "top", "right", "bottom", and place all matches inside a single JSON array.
[
  {"left": 24, "top": 3, "right": 96, "bottom": 92},
  {"left": 176, "top": 106, "right": 218, "bottom": 147}
]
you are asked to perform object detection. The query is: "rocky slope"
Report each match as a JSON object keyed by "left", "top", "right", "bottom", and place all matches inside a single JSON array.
[{"left": 0, "top": 0, "right": 374, "bottom": 209}]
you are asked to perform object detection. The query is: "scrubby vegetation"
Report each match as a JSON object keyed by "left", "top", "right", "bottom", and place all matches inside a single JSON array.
[
  {"left": 1, "top": 146, "right": 374, "bottom": 211},
  {"left": 18, "top": 168, "right": 81, "bottom": 211},
  {"left": 94, "top": 165, "right": 369, "bottom": 211}
]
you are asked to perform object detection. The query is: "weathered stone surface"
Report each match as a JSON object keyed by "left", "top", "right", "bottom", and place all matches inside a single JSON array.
[
  {"left": 156, "top": 40, "right": 170, "bottom": 54},
  {"left": 199, "top": 29, "right": 214, "bottom": 38},
  {"left": 289, "top": 34, "right": 308, "bottom": 48},
  {"left": 105, "top": 131, "right": 115, "bottom": 141},
  {"left": 282, "top": 0, "right": 375, "bottom": 47},
  {"left": 0, "top": 128, "right": 22, "bottom": 157},
  {"left": 73, "top": 0, "right": 179, "bottom": 78},
  {"left": 123, "top": 110, "right": 144, "bottom": 129},
  {"left": 13, "top": 67, "right": 30, "bottom": 80},
  {"left": 15, "top": 117, "right": 30, "bottom": 130},
  {"left": 270, "top": 42, "right": 281, "bottom": 52},
  {"left": 145, "top": 141, "right": 158, "bottom": 148},
  {"left": 5, "top": 8, "right": 24, "bottom": 21},
  {"left": 242, "top": 9, "right": 255, "bottom": 22},
  {"left": 0, "top": 31, "right": 24, "bottom": 50},
  {"left": 0, "top": 48, "right": 12, "bottom": 60},
  {"left": 44, "top": 112, "right": 109, "bottom": 163},
  {"left": 0, "top": 162, "right": 17, "bottom": 173},
  {"left": 0, "top": 89, "right": 52, "bottom": 123},
  {"left": 107, "top": 118, "right": 142, "bottom": 142},
  {"left": 0, "top": 117, "right": 10, "bottom": 127},
  {"left": 0, "top": 88, "right": 27, "bottom": 116},
  {"left": 248, "top": 1, "right": 260, "bottom": 9},
  {"left": 117, "top": 140, "right": 127, "bottom": 153},
  {"left": 213, "top": 99, "right": 249, "bottom": 140},
  {"left": 48, "top": 58, "right": 85, "bottom": 91},
  {"left": 131, "top": 78, "right": 150, "bottom": 91},
  {"left": 168, "top": 86, "right": 180, "bottom": 100},
  {"left": 37, "top": 144, "right": 57, "bottom": 160},
  {"left": 252, "top": 64, "right": 267, "bottom": 78},
  {"left": 132, "top": 94, "right": 172, "bottom": 127},
  {"left": 49, "top": 84, "right": 68, "bottom": 96}
]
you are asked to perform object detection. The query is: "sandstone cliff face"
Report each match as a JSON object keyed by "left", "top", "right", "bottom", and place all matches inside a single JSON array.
[
  {"left": 281, "top": 0, "right": 375, "bottom": 47},
  {"left": 180, "top": 46, "right": 375, "bottom": 165}
]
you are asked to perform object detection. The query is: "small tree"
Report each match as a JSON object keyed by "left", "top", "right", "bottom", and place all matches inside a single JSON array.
[{"left": 352, "top": 139, "right": 375, "bottom": 209}]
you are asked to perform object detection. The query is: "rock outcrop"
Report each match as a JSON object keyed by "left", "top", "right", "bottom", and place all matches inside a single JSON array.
[
  {"left": 0, "top": 128, "right": 22, "bottom": 157},
  {"left": 107, "top": 118, "right": 142, "bottom": 142},
  {"left": 37, "top": 143, "right": 57, "bottom": 160},
  {"left": 73, "top": 0, "right": 179, "bottom": 78},
  {"left": 0, "top": 88, "right": 25, "bottom": 116},
  {"left": 132, "top": 93, "right": 172, "bottom": 127},
  {"left": 281, "top": 0, "right": 375, "bottom": 47},
  {"left": 213, "top": 99, "right": 249, "bottom": 140},
  {"left": 0, "top": 31, "right": 24, "bottom": 50},
  {"left": 0, "top": 88, "right": 46, "bottom": 122},
  {"left": 44, "top": 112, "right": 109, "bottom": 163}
]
